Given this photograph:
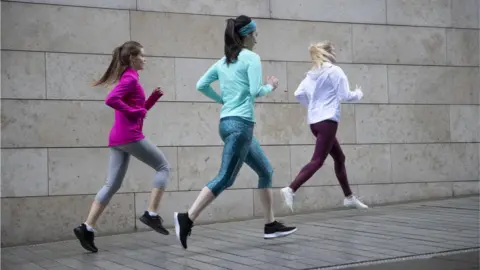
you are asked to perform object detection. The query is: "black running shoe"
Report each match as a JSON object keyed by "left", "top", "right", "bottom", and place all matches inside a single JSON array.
[
  {"left": 73, "top": 224, "right": 98, "bottom": 253},
  {"left": 264, "top": 221, "right": 297, "bottom": 239},
  {"left": 174, "top": 212, "right": 193, "bottom": 249},
  {"left": 139, "top": 211, "right": 169, "bottom": 235}
]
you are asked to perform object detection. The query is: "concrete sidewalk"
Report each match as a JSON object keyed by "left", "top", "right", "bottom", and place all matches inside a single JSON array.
[{"left": 2, "top": 196, "right": 479, "bottom": 270}]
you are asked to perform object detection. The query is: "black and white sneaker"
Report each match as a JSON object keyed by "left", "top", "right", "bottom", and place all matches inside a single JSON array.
[
  {"left": 73, "top": 224, "right": 98, "bottom": 253},
  {"left": 139, "top": 211, "right": 169, "bottom": 235},
  {"left": 264, "top": 221, "right": 297, "bottom": 239},
  {"left": 174, "top": 212, "right": 193, "bottom": 249}
]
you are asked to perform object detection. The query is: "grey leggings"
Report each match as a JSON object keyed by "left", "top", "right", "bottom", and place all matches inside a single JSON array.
[{"left": 95, "top": 139, "right": 170, "bottom": 204}]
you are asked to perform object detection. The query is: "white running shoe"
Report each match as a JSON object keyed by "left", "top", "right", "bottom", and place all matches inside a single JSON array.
[
  {"left": 344, "top": 196, "right": 368, "bottom": 209},
  {"left": 280, "top": 187, "right": 295, "bottom": 212}
]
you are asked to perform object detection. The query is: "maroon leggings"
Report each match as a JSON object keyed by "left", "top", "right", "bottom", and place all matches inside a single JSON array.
[{"left": 289, "top": 120, "right": 352, "bottom": 197}]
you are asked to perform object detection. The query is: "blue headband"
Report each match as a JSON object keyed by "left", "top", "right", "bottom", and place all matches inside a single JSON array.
[{"left": 238, "top": 20, "right": 256, "bottom": 37}]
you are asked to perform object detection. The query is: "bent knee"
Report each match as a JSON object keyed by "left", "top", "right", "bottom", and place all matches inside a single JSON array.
[
  {"left": 95, "top": 184, "right": 121, "bottom": 204},
  {"left": 153, "top": 167, "right": 171, "bottom": 189},
  {"left": 154, "top": 162, "right": 171, "bottom": 173},
  {"left": 105, "top": 182, "right": 122, "bottom": 194},
  {"left": 310, "top": 159, "right": 325, "bottom": 168},
  {"left": 223, "top": 178, "right": 236, "bottom": 189},
  {"left": 258, "top": 167, "right": 273, "bottom": 188},
  {"left": 206, "top": 174, "right": 234, "bottom": 196}
]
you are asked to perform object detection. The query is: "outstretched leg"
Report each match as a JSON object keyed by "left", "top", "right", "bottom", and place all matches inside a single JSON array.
[{"left": 74, "top": 147, "right": 130, "bottom": 253}]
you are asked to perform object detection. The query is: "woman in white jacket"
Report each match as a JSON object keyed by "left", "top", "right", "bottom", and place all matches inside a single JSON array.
[{"left": 281, "top": 41, "right": 368, "bottom": 211}]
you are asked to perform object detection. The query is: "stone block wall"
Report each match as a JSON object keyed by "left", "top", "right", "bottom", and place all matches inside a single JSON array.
[{"left": 1, "top": 0, "right": 479, "bottom": 246}]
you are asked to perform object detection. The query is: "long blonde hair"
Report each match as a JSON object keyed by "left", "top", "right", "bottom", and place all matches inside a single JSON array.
[{"left": 309, "top": 41, "right": 335, "bottom": 68}]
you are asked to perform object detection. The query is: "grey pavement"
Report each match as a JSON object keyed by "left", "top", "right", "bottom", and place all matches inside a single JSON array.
[{"left": 2, "top": 196, "right": 479, "bottom": 270}]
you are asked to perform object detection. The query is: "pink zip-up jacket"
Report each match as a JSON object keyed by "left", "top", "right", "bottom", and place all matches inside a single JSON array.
[{"left": 105, "top": 67, "right": 162, "bottom": 146}]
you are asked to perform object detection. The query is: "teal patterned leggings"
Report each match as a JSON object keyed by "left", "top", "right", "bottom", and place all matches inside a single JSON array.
[{"left": 206, "top": 116, "right": 273, "bottom": 196}]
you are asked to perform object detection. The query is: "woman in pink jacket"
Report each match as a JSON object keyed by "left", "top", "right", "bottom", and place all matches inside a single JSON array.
[{"left": 74, "top": 41, "right": 171, "bottom": 253}]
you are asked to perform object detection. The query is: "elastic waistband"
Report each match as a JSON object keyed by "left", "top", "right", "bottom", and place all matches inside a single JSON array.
[
  {"left": 220, "top": 116, "right": 255, "bottom": 126},
  {"left": 310, "top": 119, "right": 338, "bottom": 127}
]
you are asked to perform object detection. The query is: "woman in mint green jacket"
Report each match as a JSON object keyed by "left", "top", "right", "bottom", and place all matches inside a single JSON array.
[{"left": 174, "top": 15, "right": 297, "bottom": 249}]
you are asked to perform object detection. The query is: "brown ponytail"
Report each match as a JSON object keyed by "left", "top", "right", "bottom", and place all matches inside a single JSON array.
[
  {"left": 93, "top": 41, "right": 143, "bottom": 86},
  {"left": 224, "top": 15, "right": 252, "bottom": 65}
]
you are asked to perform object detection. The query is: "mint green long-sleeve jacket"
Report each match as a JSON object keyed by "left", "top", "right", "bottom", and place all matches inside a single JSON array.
[{"left": 196, "top": 49, "right": 273, "bottom": 122}]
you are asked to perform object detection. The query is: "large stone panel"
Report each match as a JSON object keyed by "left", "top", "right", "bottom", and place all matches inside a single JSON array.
[
  {"left": 140, "top": 57, "right": 176, "bottom": 101},
  {"left": 46, "top": 53, "right": 111, "bottom": 100},
  {"left": 254, "top": 104, "right": 311, "bottom": 145},
  {"left": 1, "top": 149, "right": 48, "bottom": 197},
  {"left": 137, "top": 0, "right": 270, "bottom": 17},
  {"left": 255, "top": 20, "right": 352, "bottom": 62},
  {"left": 352, "top": 25, "right": 446, "bottom": 65},
  {"left": 48, "top": 147, "right": 178, "bottom": 196},
  {"left": 3, "top": 0, "right": 136, "bottom": 9},
  {"left": 1, "top": 2, "right": 130, "bottom": 53},
  {"left": 1, "top": 51, "right": 46, "bottom": 99},
  {"left": 290, "top": 144, "right": 392, "bottom": 187},
  {"left": 337, "top": 104, "right": 359, "bottom": 143},
  {"left": 174, "top": 58, "right": 217, "bottom": 102},
  {"left": 391, "top": 143, "right": 479, "bottom": 183},
  {"left": 450, "top": 105, "right": 480, "bottom": 142},
  {"left": 451, "top": 0, "right": 480, "bottom": 28},
  {"left": 286, "top": 62, "right": 311, "bottom": 103},
  {"left": 446, "top": 29, "right": 479, "bottom": 67},
  {"left": 177, "top": 145, "right": 290, "bottom": 191},
  {"left": 142, "top": 102, "right": 221, "bottom": 146},
  {"left": 46, "top": 53, "right": 175, "bottom": 101},
  {"left": 453, "top": 181, "right": 480, "bottom": 196},
  {"left": 386, "top": 0, "right": 451, "bottom": 27},
  {"left": 355, "top": 105, "right": 450, "bottom": 143},
  {"left": 131, "top": 12, "right": 224, "bottom": 58},
  {"left": 357, "top": 183, "right": 453, "bottom": 205},
  {"left": 134, "top": 189, "right": 253, "bottom": 229},
  {"left": 270, "top": 0, "right": 386, "bottom": 24},
  {"left": 257, "top": 61, "right": 289, "bottom": 103},
  {"left": 1, "top": 100, "right": 112, "bottom": 148},
  {"left": 1, "top": 193, "right": 135, "bottom": 246},
  {"left": 388, "top": 66, "right": 479, "bottom": 104},
  {"left": 341, "top": 64, "right": 389, "bottom": 104}
]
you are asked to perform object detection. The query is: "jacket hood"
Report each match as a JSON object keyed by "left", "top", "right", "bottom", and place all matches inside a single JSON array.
[{"left": 306, "top": 62, "right": 333, "bottom": 80}]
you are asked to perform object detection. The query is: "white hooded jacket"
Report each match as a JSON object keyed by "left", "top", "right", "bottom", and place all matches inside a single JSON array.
[{"left": 294, "top": 62, "right": 363, "bottom": 124}]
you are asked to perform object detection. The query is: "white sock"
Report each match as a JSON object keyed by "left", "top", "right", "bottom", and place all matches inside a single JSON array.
[
  {"left": 83, "top": 223, "right": 94, "bottom": 232},
  {"left": 148, "top": 211, "right": 158, "bottom": 217}
]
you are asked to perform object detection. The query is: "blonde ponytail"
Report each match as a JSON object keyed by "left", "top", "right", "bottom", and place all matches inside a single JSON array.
[{"left": 309, "top": 40, "right": 335, "bottom": 68}]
